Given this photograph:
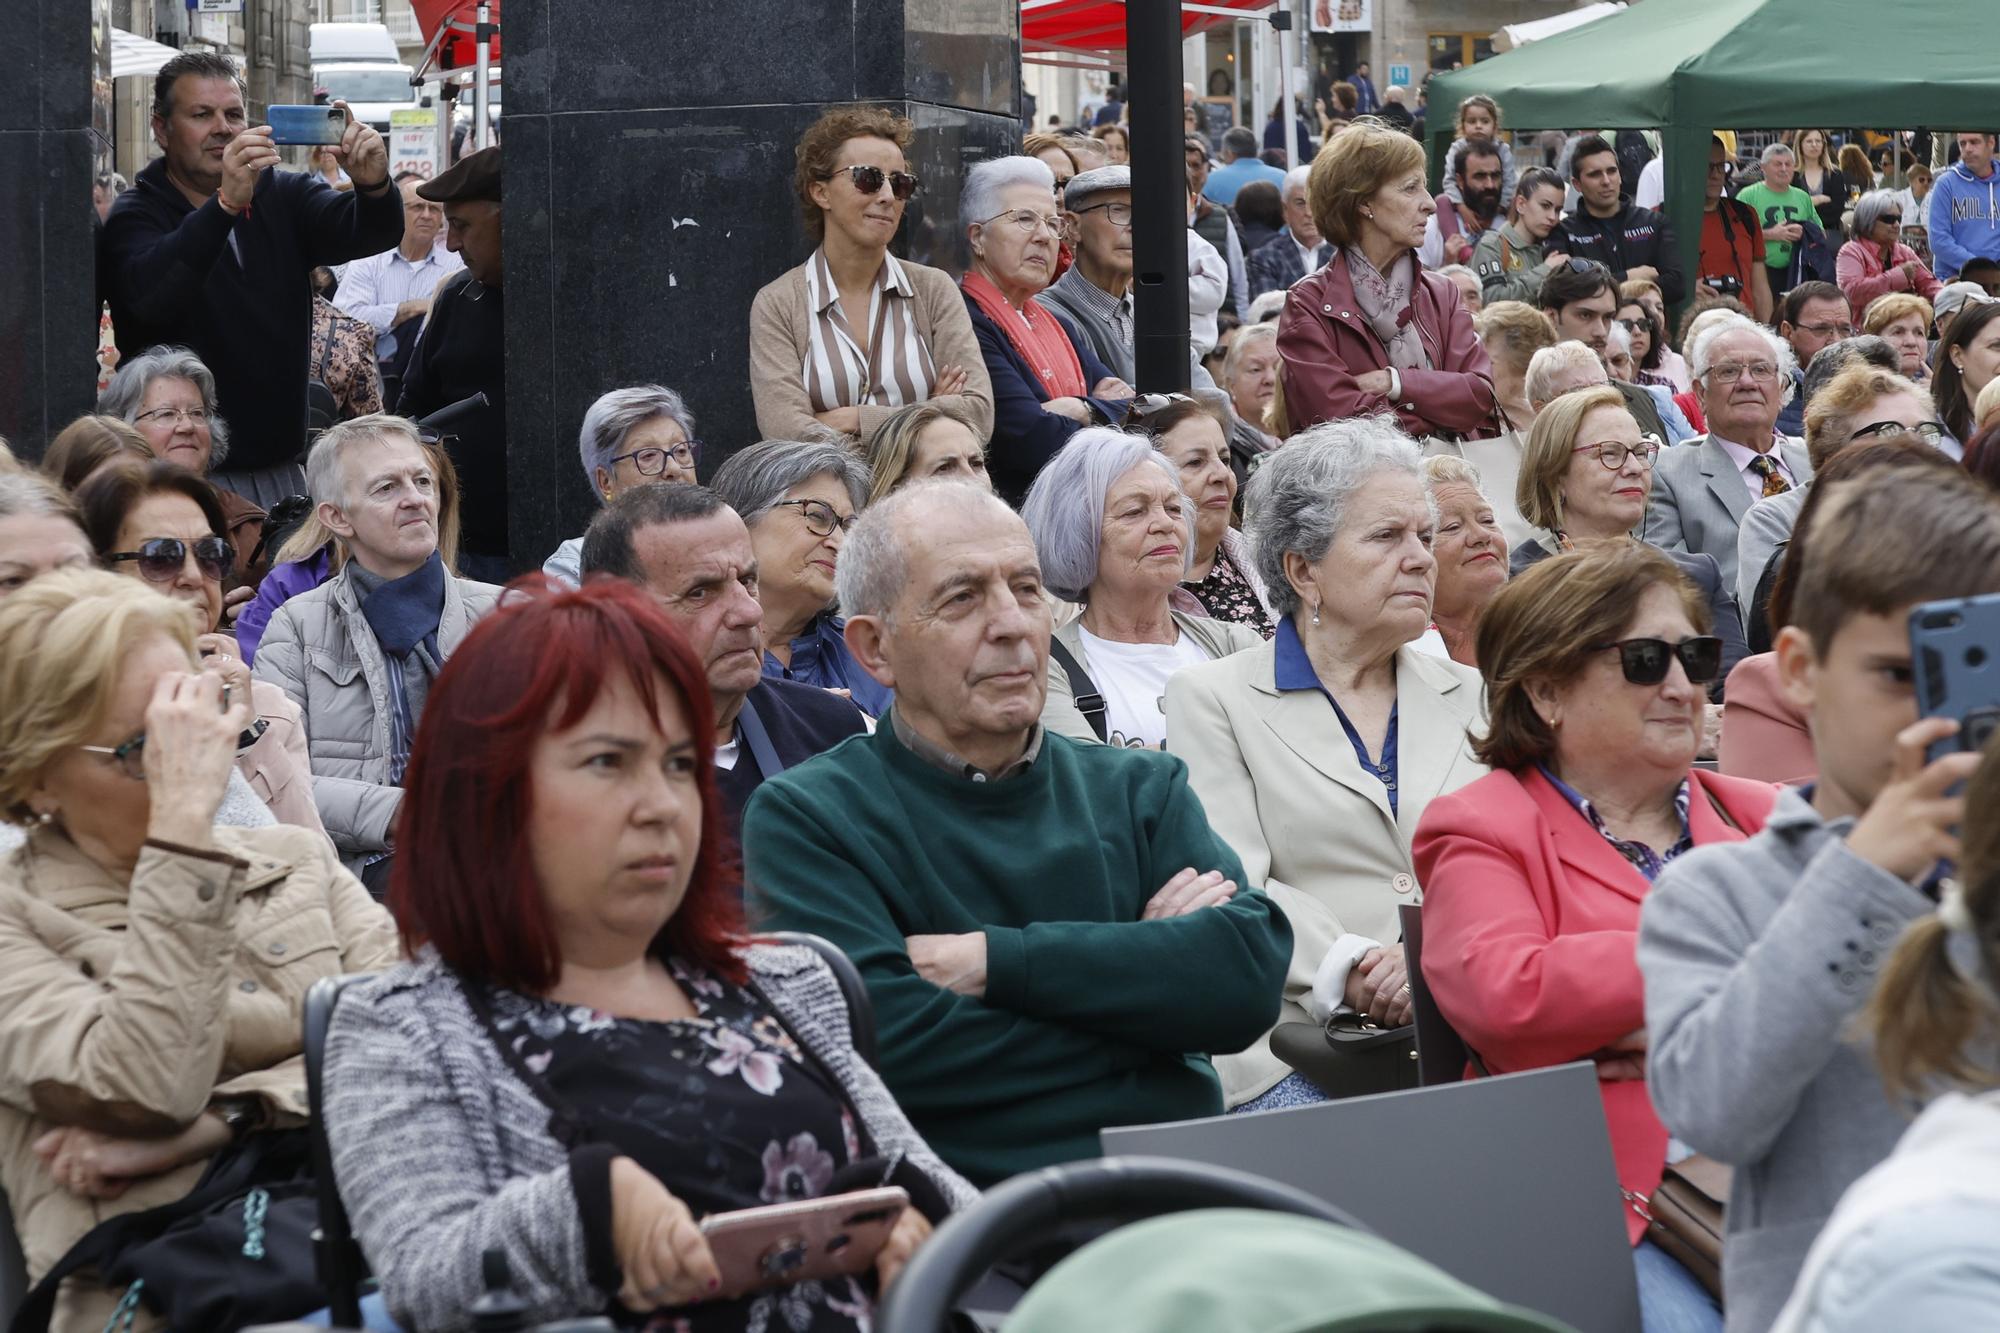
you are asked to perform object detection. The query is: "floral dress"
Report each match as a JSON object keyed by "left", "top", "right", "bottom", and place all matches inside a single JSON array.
[
  {"left": 485, "top": 960, "right": 873, "bottom": 1333},
  {"left": 1182, "top": 546, "right": 1275, "bottom": 639}
]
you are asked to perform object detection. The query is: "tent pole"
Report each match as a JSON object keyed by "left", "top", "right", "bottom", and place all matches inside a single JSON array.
[
  {"left": 1128, "top": 0, "right": 1191, "bottom": 393},
  {"left": 1273, "top": 7, "right": 1299, "bottom": 171}
]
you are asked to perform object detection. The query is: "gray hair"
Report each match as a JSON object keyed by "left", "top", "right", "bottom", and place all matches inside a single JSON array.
[
  {"left": 1420, "top": 453, "right": 1485, "bottom": 493},
  {"left": 1605, "top": 320, "right": 1634, "bottom": 359},
  {"left": 1282, "top": 164, "right": 1312, "bottom": 195},
  {"left": 1020, "top": 428, "right": 1191, "bottom": 603},
  {"left": 708, "top": 438, "right": 870, "bottom": 524},
  {"left": 962, "top": 156, "right": 1056, "bottom": 232},
  {"left": 1851, "top": 188, "right": 1902, "bottom": 238},
  {"left": 1760, "top": 142, "right": 1795, "bottom": 166},
  {"left": 1437, "top": 263, "right": 1478, "bottom": 286},
  {"left": 96, "top": 345, "right": 231, "bottom": 467},
  {"left": 576, "top": 384, "right": 696, "bottom": 500},
  {"left": 305, "top": 413, "right": 426, "bottom": 510},
  {"left": 1689, "top": 312, "right": 1798, "bottom": 407},
  {"left": 1222, "top": 322, "right": 1279, "bottom": 388},
  {"left": 1524, "top": 340, "right": 1604, "bottom": 406},
  {"left": 0, "top": 471, "right": 82, "bottom": 526},
  {"left": 1246, "top": 289, "right": 1288, "bottom": 324},
  {"left": 836, "top": 481, "right": 1019, "bottom": 621},
  {"left": 1244, "top": 416, "right": 1429, "bottom": 618}
]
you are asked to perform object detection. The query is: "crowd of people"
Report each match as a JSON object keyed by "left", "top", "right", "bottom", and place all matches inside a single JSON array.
[{"left": 4, "top": 45, "right": 2000, "bottom": 1333}]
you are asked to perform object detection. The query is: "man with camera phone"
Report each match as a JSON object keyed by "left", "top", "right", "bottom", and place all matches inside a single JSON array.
[{"left": 1699, "top": 135, "right": 1773, "bottom": 322}]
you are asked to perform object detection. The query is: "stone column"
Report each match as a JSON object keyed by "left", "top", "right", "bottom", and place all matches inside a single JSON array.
[{"left": 500, "top": 0, "right": 1020, "bottom": 569}]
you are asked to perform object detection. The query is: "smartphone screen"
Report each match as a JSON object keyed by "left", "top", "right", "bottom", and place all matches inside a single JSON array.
[{"left": 268, "top": 104, "right": 349, "bottom": 146}]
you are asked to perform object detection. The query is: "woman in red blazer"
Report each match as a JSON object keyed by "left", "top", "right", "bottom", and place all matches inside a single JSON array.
[
  {"left": 1277, "top": 120, "right": 1496, "bottom": 441},
  {"left": 1413, "top": 543, "right": 1778, "bottom": 1332}
]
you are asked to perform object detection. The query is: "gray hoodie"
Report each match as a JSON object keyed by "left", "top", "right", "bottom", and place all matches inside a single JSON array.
[{"left": 1637, "top": 786, "right": 1935, "bottom": 1333}]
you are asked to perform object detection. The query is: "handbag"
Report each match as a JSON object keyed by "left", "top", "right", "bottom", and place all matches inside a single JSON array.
[
  {"left": 11, "top": 1130, "right": 324, "bottom": 1333},
  {"left": 1634, "top": 1155, "right": 1731, "bottom": 1303},
  {"left": 1268, "top": 1013, "right": 1419, "bottom": 1101}
]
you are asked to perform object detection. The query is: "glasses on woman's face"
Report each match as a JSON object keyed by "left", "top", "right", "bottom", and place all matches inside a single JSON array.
[
  {"left": 1572, "top": 435, "right": 1663, "bottom": 470},
  {"left": 106, "top": 535, "right": 232, "bottom": 584},
  {"left": 828, "top": 164, "right": 920, "bottom": 200},
  {"left": 1074, "top": 201, "right": 1135, "bottom": 228},
  {"left": 773, "top": 498, "right": 857, "bottom": 539},
  {"left": 1616, "top": 317, "right": 1651, "bottom": 335},
  {"left": 978, "top": 208, "right": 1069, "bottom": 240},
  {"left": 1878, "top": 214, "right": 1904, "bottom": 228},
  {"left": 610, "top": 441, "right": 700, "bottom": 475},
  {"left": 79, "top": 717, "right": 272, "bottom": 782},
  {"left": 134, "top": 406, "right": 210, "bottom": 429},
  {"left": 1851, "top": 419, "right": 1946, "bottom": 442},
  {"left": 1590, "top": 635, "right": 1724, "bottom": 686}
]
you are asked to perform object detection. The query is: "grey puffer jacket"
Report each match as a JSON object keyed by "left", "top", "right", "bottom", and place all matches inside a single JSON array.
[
  {"left": 324, "top": 943, "right": 977, "bottom": 1333},
  {"left": 252, "top": 564, "right": 500, "bottom": 870}
]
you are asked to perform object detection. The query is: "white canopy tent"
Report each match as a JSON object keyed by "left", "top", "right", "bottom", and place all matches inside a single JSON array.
[
  {"left": 1492, "top": 2, "right": 1625, "bottom": 53},
  {"left": 110, "top": 27, "right": 185, "bottom": 80}
]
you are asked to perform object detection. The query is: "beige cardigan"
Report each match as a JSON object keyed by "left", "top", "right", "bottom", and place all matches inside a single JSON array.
[{"left": 748, "top": 256, "right": 995, "bottom": 444}]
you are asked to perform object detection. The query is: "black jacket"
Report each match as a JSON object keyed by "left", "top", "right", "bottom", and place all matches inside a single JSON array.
[
  {"left": 397, "top": 270, "right": 506, "bottom": 557},
  {"left": 1557, "top": 196, "right": 1686, "bottom": 302},
  {"left": 100, "top": 158, "right": 404, "bottom": 470},
  {"left": 716, "top": 677, "right": 867, "bottom": 844}
]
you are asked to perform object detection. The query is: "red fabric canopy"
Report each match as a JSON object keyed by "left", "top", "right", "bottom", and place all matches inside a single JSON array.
[
  {"left": 409, "top": 0, "right": 502, "bottom": 70},
  {"left": 1023, "top": 0, "right": 1268, "bottom": 55}
]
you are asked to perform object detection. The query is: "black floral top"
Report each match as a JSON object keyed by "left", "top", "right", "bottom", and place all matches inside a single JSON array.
[
  {"left": 1182, "top": 546, "right": 1275, "bottom": 639},
  {"left": 487, "top": 959, "right": 873, "bottom": 1333}
]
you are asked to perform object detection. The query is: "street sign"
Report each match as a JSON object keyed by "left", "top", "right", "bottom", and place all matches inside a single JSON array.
[
  {"left": 389, "top": 107, "right": 438, "bottom": 180},
  {"left": 1389, "top": 63, "right": 1411, "bottom": 87},
  {"left": 193, "top": 0, "right": 245, "bottom": 11}
]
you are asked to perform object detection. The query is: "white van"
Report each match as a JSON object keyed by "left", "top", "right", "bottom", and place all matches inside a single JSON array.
[
  {"left": 309, "top": 22, "right": 400, "bottom": 66},
  {"left": 314, "top": 63, "right": 420, "bottom": 136}
]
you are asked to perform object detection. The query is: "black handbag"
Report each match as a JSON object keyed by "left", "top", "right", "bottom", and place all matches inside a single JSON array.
[
  {"left": 11, "top": 1131, "right": 324, "bottom": 1333},
  {"left": 1268, "top": 1013, "right": 1420, "bottom": 1100}
]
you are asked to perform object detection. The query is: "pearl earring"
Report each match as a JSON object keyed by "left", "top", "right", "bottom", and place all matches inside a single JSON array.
[
  {"left": 1311, "top": 604, "right": 1321, "bottom": 627},
  {"left": 33, "top": 809, "right": 53, "bottom": 827}
]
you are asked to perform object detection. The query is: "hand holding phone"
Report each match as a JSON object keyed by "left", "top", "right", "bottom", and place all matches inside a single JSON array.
[
  {"left": 219, "top": 127, "right": 282, "bottom": 211},
  {"left": 1910, "top": 593, "right": 2000, "bottom": 764},
  {"left": 266, "top": 104, "right": 350, "bottom": 146},
  {"left": 698, "top": 1187, "right": 909, "bottom": 1298}
]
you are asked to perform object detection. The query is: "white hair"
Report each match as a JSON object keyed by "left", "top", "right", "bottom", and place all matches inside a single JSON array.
[
  {"left": 1525, "top": 341, "right": 1605, "bottom": 407},
  {"left": 1283, "top": 164, "right": 1312, "bottom": 195},
  {"left": 97, "top": 345, "right": 232, "bottom": 467},
  {"left": 576, "top": 385, "right": 695, "bottom": 501},
  {"left": 836, "top": 481, "right": 1020, "bottom": 621},
  {"left": 1689, "top": 313, "right": 1799, "bottom": 407},
  {"left": 1247, "top": 289, "right": 1288, "bottom": 324},
  {"left": 1606, "top": 320, "right": 1634, "bottom": 358},
  {"left": 1020, "top": 428, "right": 1191, "bottom": 603},
  {"left": 962, "top": 156, "right": 1056, "bottom": 232},
  {"left": 1760, "top": 141, "right": 1795, "bottom": 166}
]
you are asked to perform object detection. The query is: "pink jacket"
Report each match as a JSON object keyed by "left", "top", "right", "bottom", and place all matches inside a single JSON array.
[
  {"left": 1277, "top": 251, "right": 1497, "bottom": 440},
  {"left": 1835, "top": 239, "right": 1942, "bottom": 322},
  {"left": 1413, "top": 765, "right": 1778, "bottom": 1242},
  {"left": 1718, "top": 652, "right": 1816, "bottom": 787}
]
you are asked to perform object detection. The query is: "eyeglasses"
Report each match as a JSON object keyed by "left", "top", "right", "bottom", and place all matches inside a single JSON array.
[
  {"left": 105, "top": 536, "right": 232, "bottom": 584},
  {"left": 1851, "top": 419, "right": 1947, "bottom": 442},
  {"left": 1702, "top": 360, "right": 1780, "bottom": 384},
  {"left": 1589, "top": 636, "right": 1725, "bottom": 686},
  {"left": 1706, "top": 160, "right": 1735, "bottom": 177},
  {"left": 977, "top": 208, "right": 1069, "bottom": 239},
  {"left": 1571, "top": 435, "right": 1663, "bottom": 469},
  {"left": 772, "top": 498, "right": 857, "bottom": 538},
  {"left": 1074, "top": 201, "right": 1135, "bottom": 228},
  {"left": 1794, "top": 320, "right": 1856, "bottom": 338},
  {"left": 826, "top": 164, "right": 920, "bottom": 200},
  {"left": 133, "top": 406, "right": 210, "bottom": 428},
  {"left": 609, "top": 440, "right": 700, "bottom": 475},
  {"left": 79, "top": 717, "right": 272, "bottom": 782}
]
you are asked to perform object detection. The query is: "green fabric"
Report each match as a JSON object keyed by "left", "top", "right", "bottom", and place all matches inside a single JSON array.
[
  {"left": 1734, "top": 182, "right": 1813, "bottom": 267},
  {"left": 1422, "top": 0, "right": 2000, "bottom": 308},
  {"left": 1005, "top": 1210, "right": 1581, "bottom": 1332},
  {"left": 740, "top": 719, "right": 1292, "bottom": 1187}
]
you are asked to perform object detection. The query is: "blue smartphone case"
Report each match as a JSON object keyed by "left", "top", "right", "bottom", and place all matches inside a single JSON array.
[
  {"left": 1910, "top": 592, "right": 2000, "bottom": 762},
  {"left": 267, "top": 104, "right": 348, "bottom": 146}
]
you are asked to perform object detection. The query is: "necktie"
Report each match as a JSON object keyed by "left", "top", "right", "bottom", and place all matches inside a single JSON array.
[{"left": 1749, "top": 454, "right": 1790, "bottom": 499}]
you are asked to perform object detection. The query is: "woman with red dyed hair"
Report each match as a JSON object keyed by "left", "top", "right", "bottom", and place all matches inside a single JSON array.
[{"left": 320, "top": 578, "right": 973, "bottom": 1332}]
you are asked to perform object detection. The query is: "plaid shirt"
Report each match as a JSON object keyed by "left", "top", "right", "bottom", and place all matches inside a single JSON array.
[{"left": 1538, "top": 765, "right": 1693, "bottom": 882}]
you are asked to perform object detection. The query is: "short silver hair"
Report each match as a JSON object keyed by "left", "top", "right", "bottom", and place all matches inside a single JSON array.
[
  {"left": 1020, "top": 428, "right": 1192, "bottom": 603},
  {"left": 1437, "top": 263, "right": 1478, "bottom": 286},
  {"left": 1246, "top": 289, "right": 1288, "bottom": 324},
  {"left": 1760, "top": 142, "right": 1795, "bottom": 166},
  {"left": 1420, "top": 453, "right": 1485, "bottom": 492},
  {"left": 962, "top": 155, "right": 1056, "bottom": 232},
  {"left": 1244, "top": 416, "right": 1429, "bottom": 618},
  {"left": 1689, "top": 313, "right": 1798, "bottom": 407},
  {"left": 96, "top": 345, "right": 231, "bottom": 467},
  {"left": 1525, "top": 340, "right": 1604, "bottom": 406},
  {"left": 577, "top": 384, "right": 696, "bottom": 500},
  {"left": 1606, "top": 320, "right": 1634, "bottom": 359},
  {"left": 836, "top": 481, "right": 1020, "bottom": 622},
  {"left": 305, "top": 413, "right": 426, "bottom": 510},
  {"left": 1851, "top": 188, "right": 1901, "bottom": 238},
  {"left": 1222, "top": 322, "right": 1279, "bottom": 388},
  {"left": 708, "top": 438, "right": 870, "bottom": 524},
  {"left": 1282, "top": 164, "right": 1312, "bottom": 196}
]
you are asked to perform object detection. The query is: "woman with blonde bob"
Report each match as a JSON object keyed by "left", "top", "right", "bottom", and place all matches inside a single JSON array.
[
  {"left": 861, "top": 402, "right": 991, "bottom": 505},
  {"left": 1860, "top": 291, "right": 1934, "bottom": 383}
]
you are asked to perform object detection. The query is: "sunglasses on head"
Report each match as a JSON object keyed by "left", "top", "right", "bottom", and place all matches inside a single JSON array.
[
  {"left": 106, "top": 536, "right": 232, "bottom": 584},
  {"left": 828, "top": 164, "right": 920, "bottom": 200},
  {"left": 1590, "top": 636, "right": 1724, "bottom": 686}
]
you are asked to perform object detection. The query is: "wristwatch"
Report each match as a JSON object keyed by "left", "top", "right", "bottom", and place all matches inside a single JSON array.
[{"left": 210, "top": 1097, "right": 261, "bottom": 1141}]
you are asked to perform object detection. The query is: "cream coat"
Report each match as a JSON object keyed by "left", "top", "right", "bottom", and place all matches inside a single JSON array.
[
  {"left": 0, "top": 825, "right": 399, "bottom": 1332},
  {"left": 1165, "top": 638, "right": 1489, "bottom": 1104}
]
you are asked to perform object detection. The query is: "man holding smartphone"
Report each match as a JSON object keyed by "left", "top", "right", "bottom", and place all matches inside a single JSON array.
[{"left": 100, "top": 51, "right": 405, "bottom": 507}]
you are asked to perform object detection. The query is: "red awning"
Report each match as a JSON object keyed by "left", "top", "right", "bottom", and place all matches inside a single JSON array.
[
  {"left": 1023, "top": 0, "right": 1269, "bottom": 56},
  {"left": 409, "top": 0, "right": 502, "bottom": 70}
]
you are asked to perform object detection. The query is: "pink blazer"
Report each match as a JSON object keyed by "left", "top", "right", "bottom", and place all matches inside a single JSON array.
[
  {"left": 1412, "top": 765, "right": 1779, "bottom": 1242},
  {"left": 1835, "top": 239, "right": 1942, "bottom": 322},
  {"left": 1719, "top": 652, "right": 1816, "bottom": 786}
]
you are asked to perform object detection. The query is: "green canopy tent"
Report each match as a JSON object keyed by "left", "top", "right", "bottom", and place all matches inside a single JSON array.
[{"left": 1423, "top": 0, "right": 1994, "bottom": 310}]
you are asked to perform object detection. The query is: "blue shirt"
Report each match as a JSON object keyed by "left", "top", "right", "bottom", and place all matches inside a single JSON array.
[
  {"left": 1537, "top": 764, "right": 1691, "bottom": 882},
  {"left": 1202, "top": 158, "right": 1288, "bottom": 208},
  {"left": 1273, "top": 618, "right": 1399, "bottom": 814},
  {"left": 761, "top": 610, "right": 893, "bottom": 718}
]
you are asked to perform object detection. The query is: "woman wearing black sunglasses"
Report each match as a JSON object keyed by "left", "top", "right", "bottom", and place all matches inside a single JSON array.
[
  {"left": 72, "top": 460, "right": 325, "bottom": 837},
  {"left": 750, "top": 105, "right": 993, "bottom": 449},
  {"left": 1413, "top": 541, "right": 1779, "bottom": 1333}
]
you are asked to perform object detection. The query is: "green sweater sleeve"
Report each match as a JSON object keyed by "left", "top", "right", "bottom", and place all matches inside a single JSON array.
[
  {"left": 743, "top": 780, "right": 1159, "bottom": 1119},
  {"left": 982, "top": 761, "right": 1290, "bottom": 1055}
]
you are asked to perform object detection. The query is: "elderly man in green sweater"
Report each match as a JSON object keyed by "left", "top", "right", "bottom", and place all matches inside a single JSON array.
[{"left": 743, "top": 481, "right": 1291, "bottom": 1187}]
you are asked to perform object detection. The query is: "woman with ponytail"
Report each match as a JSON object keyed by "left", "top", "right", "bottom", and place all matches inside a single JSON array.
[{"left": 1771, "top": 737, "right": 2000, "bottom": 1332}]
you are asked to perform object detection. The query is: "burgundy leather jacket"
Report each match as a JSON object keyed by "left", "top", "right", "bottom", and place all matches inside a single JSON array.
[{"left": 1277, "top": 250, "right": 1498, "bottom": 439}]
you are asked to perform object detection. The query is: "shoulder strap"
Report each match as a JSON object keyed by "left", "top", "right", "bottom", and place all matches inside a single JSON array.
[
  {"left": 734, "top": 695, "right": 786, "bottom": 780},
  {"left": 1046, "top": 636, "right": 1108, "bottom": 742}
]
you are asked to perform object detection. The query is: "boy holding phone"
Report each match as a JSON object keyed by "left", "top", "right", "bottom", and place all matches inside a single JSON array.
[{"left": 1638, "top": 463, "right": 2000, "bottom": 1333}]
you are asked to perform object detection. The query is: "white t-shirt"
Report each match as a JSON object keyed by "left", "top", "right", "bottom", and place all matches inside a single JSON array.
[
  {"left": 1635, "top": 155, "right": 1665, "bottom": 211},
  {"left": 1076, "top": 627, "right": 1212, "bottom": 750}
]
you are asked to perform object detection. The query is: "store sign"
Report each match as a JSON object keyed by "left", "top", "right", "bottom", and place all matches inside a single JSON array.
[
  {"left": 191, "top": 0, "right": 246, "bottom": 12},
  {"left": 390, "top": 108, "right": 438, "bottom": 180},
  {"left": 1310, "top": 0, "right": 1369, "bottom": 33}
]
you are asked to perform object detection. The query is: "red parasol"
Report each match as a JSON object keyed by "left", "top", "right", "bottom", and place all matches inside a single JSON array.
[{"left": 408, "top": 0, "right": 502, "bottom": 70}]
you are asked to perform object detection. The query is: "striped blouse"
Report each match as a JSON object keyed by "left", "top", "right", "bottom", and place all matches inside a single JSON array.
[{"left": 802, "top": 248, "right": 938, "bottom": 413}]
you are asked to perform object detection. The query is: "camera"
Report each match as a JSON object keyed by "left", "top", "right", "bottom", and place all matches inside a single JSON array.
[{"left": 1704, "top": 274, "right": 1744, "bottom": 297}]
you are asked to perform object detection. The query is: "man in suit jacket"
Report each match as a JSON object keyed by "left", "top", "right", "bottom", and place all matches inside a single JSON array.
[
  {"left": 1246, "top": 166, "right": 1333, "bottom": 300},
  {"left": 580, "top": 483, "right": 866, "bottom": 841},
  {"left": 1644, "top": 317, "right": 1810, "bottom": 591}
]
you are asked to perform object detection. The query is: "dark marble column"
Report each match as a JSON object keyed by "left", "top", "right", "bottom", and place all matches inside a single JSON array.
[
  {"left": 0, "top": 0, "right": 107, "bottom": 457},
  {"left": 501, "top": 0, "right": 1020, "bottom": 570}
]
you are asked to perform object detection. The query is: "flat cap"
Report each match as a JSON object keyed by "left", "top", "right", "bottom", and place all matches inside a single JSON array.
[
  {"left": 1065, "top": 164, "right": 1132, "bottom": 211},
  {"left": 417, "top": 146, "right": 502, "bottom": 204},
  {"left": 1935, "top": 280, "right": 1996, "bottom": 323}
]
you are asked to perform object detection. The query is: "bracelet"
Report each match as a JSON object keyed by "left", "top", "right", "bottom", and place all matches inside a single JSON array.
[
  {"left": 1387, "top": 367, "right": 1403, "bottom": 403},
  {"left": 217, "top": 196, "right": 245, "bottom": 217}
]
